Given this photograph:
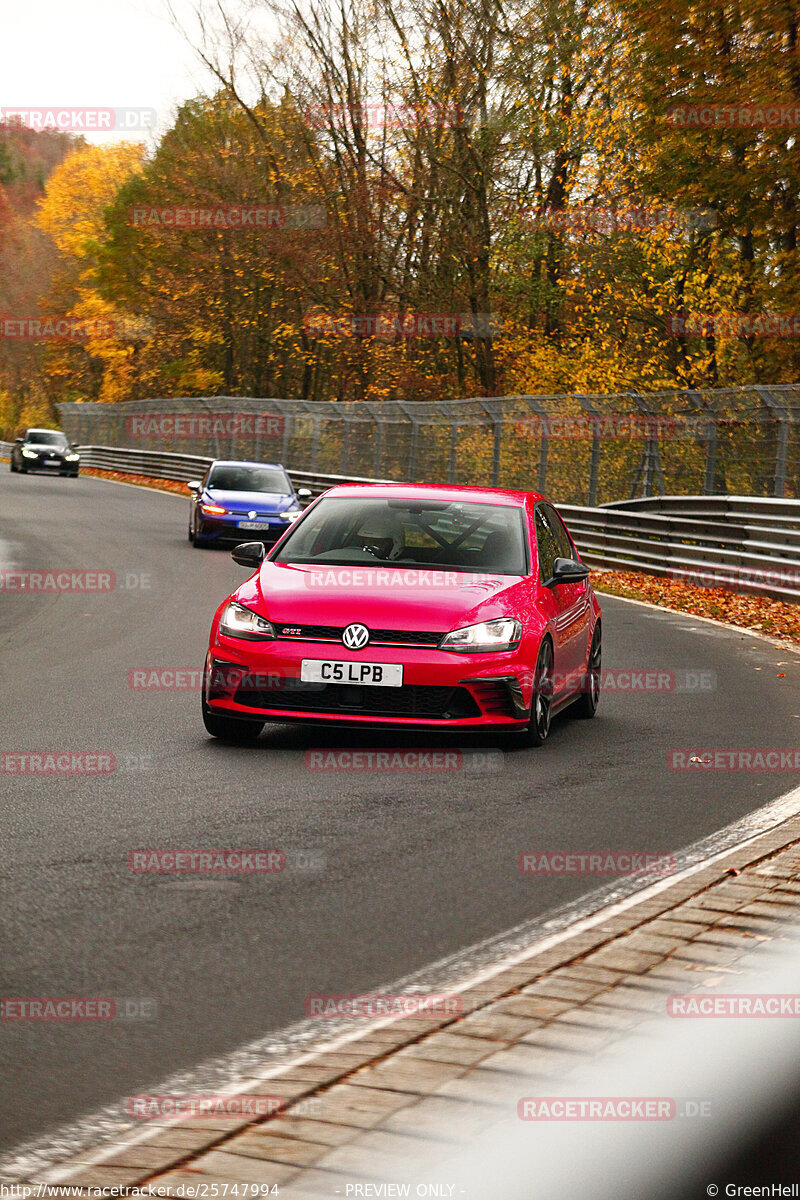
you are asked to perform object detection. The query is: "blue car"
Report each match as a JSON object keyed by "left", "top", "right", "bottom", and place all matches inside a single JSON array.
[{"left": 187, "top": 460, "right": 312, "bottom": 549}]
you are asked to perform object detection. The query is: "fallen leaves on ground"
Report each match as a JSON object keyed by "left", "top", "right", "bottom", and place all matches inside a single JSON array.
[
  {"left": 594, "top": 570, "right": 800, "bottom": 644},
  {"left": 80, "top": 467, "right": 190, "bottom": 496}
]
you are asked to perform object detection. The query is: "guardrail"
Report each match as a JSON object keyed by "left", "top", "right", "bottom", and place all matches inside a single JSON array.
[
  {"left": 605, "top": 493, "right": 800, "bottom": 527},
  {"left": 3, "top": 441, "right": 798, "bottom": 600},
  {"left": 561, "top": 503, "right": 800, "bottom": 600},
  {"left": 0, "top": 442, "right": 393, "bottom": 496}
]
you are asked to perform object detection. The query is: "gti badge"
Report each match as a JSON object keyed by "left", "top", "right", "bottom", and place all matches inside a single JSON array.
[{"left": 342, "top": 623, "right": 370, "bottom": 650}]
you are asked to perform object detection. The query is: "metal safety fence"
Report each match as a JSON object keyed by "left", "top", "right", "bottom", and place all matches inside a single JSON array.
[{"left": 54, "top": 385, "right": 800, "bottom": 504}]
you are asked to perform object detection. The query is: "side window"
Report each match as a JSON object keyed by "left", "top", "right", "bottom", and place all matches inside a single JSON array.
[
  {"left": 534, "top": 506, "right": 560, "bottom": 583},
  {"left": 544, "top": 504, "right": 574, "bottom": 560}
]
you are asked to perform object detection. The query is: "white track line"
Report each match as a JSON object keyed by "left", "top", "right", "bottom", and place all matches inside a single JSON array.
[{"left": 596, "top": 588, "right": 800, "bottom": 652}]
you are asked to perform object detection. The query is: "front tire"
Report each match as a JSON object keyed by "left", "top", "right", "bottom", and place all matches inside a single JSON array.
[
  {"left": 192, "top": 515, "right": 209, "bottom": 548},
  {"left": 573, "top": 624, "right": 601, "bottom": 719},
  {"left": 512, "top": 638, "right": 554, "bottom": 748},
  {"left": 202, "top": 703, "right": 264, "bottom": 743}
]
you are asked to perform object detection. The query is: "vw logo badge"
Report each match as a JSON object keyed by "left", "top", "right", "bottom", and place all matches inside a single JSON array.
[
  {"left": 248, "top": 510, "right": 257, "bottom": 519},
  {"left": 342, "top": 623, "right": 370, "bottom": 650}
]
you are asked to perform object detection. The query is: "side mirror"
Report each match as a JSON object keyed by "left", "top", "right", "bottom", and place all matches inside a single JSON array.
[
  {"left": 70, "top": 442, "right": 80, "bottom": 450},
  {"left": 549, "top": 556, "right": 590, "bottom": 585},
  {"left": 297, "top": 487, "right": 312, "bottom": 500},
  {"left": 187, "top": 480, "right": 201, "bottom": 492},
  {"left": 231, "top": 542, "right": 266, "bottom": 568},
  {"left": 14, "top": 437, "right": 23, "bottom": 444}
]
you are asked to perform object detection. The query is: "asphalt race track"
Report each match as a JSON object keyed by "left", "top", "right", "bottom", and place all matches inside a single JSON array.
[{"left": 1, "top": 470, "right": 799, "bottom": 1153}]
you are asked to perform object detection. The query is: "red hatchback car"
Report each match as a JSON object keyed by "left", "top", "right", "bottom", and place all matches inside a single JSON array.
[{"left": 202, "top": 483, "right": 601, "bottom": 747}]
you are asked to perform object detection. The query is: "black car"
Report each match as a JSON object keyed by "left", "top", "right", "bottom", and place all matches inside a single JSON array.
[{"left": 10, "top": 429, "right": 80, "bottom": 477}]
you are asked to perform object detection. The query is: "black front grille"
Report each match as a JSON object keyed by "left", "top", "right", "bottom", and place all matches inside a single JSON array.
[
  {"left": 234, "top": 680, "right": 480, "bottom": 718},
  {"left": 275, "top": 624, "right": 443, "bottom": 647}
]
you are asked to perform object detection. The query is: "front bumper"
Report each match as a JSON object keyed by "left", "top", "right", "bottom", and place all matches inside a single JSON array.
[
  {"left": 197, "top": 515, "right": 291, "bottom": 545},
  {"left": 21, "top": 453, "right": 77, "bottom": 472},
  {"left": 204, "top": 639, "right": 533, "bottom": 729}
]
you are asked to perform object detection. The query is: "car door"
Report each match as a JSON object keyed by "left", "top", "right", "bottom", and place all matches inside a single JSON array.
[{"left": 534, "top": 503, "right": 591, "bottom": 692}]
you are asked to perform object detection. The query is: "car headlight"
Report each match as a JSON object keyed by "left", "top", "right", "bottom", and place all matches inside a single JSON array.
[
  {"left": 282, "top": 507, "right": 303, "bottom": 521},
  {"left": 201, "top": 502, "right": 227, "bottom": 515},
  {"left": 65, "top": 453, "right": 79, "bottom": 461},
  {"left": 219, "top": 601, "right": 275, "bottom": 640},
  {"left": 439, "top": 618, "right": 522, "bottom": 652},
  {"left": 21, "top": 449, "right": 37, "bottom": 458}
]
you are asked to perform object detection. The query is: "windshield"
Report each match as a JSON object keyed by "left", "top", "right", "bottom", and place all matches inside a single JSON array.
[
  {"left": 26, "top": 430, "right": 68, "bottom": 447},
  {"left": 273, "top": 497, "right": 529, "bottom": 574},
  {"left": 206, "top": 466, "right": 290, "bottom": 494}
]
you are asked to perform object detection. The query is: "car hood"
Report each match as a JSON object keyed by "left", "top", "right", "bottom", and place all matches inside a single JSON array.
[
  {"left": 203, "top": 489, "right": 295, "bottom": 512},
  {"left": 26, "top": 442, "right": 69, "bottom": 451},
  {"left": 236, "top": 561, "right": 526, "bottom": 631}
]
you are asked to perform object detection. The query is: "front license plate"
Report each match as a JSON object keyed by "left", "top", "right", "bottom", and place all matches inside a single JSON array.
[
  {"left": 301, "top": 660, "right": 403, "bottom": 687},
  {"left": 43, "top": 460, "right": 61, "bottom": 467},
  {"left": 238, "top": 521, "right": 272, "bottom": 530}
]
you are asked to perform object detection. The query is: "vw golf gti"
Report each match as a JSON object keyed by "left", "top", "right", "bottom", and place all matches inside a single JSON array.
[{"left": 202, "top": 483, "right": 601, "bottom": 746}]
